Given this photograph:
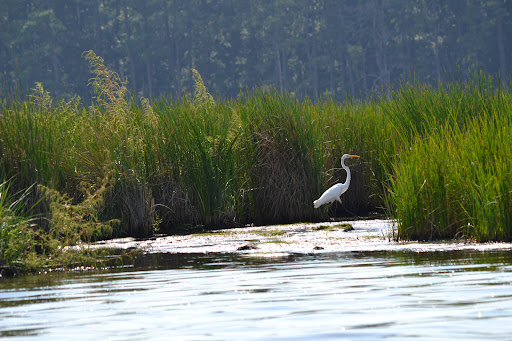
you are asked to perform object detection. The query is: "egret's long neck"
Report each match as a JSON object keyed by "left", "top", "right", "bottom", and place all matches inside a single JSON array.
[{"left": 341, "top": 159, "right": 351, "bottom": 186}]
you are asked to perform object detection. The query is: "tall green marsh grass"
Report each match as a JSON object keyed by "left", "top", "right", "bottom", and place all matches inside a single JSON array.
[
  {"left": 150, "top": 91, "right": 240, "bottom": 228},
  {"left": 388, "top": 73, "right": 512, "bottom": 241},
  {"left": 236, "top": 90, "right": 323, "bottom": 223},
  {"left": 2, "top": 51, "right": 512, "bottom": 273}
]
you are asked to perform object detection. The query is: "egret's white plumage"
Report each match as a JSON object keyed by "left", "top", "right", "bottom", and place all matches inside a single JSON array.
[{"left": 313, "top": 154, "right": 359, "bottom": 208}]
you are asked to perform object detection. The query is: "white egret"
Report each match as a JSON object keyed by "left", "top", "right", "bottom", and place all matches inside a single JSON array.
[{"left": 313, "top": 154, "right": 360, "bottom": 208}]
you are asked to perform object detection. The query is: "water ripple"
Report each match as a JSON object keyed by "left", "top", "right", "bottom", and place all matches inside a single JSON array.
[{"left": 1, "top": 251, "right": 512, "bottom": 340}]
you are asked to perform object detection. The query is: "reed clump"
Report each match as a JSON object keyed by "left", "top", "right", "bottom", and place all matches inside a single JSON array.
[
  {"left": 1, "top": 51, "right": 512, "bottom": 273},
  {"left": 388, "top": 73, "right": 512, "bottom": 241}
]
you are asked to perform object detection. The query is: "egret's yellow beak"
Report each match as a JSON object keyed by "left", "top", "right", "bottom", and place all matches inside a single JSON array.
[{"left": 349, "top": 154, "right": 360, "bottom": 158}]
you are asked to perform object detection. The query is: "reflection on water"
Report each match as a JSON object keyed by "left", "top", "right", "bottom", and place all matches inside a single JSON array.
[{"left": 1, "top": 251, "right": 512, "bottom": 340}]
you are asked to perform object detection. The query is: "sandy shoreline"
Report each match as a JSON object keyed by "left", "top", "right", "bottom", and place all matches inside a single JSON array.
[{"left": 89, "top": 219, "right": 512, "bottom": 255}]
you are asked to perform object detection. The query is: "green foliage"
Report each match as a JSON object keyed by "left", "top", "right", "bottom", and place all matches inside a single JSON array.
[
  {"left": 1, "top": 1, "right": 511, "bottom": 100},
  {"left": 3, "top": 50, "right": 512, "bottom": 275},
  {"left": 38, "top": 177, "right": 119, "bottom": 244},
  {"left": 236, "top": 89, "right": 325, "bottom": 223},
  {"left": 389, "top": 72, "right": 512, "bottom": 241},
  {"left": 0, "top": 176, "right": 122, "bottom": 273},
  {"left": 0, "top": 181, "right": 38, "bottom": 270}
]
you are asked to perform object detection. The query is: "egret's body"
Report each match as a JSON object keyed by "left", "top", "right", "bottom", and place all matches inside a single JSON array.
[{"left": 313, "top": 154, "right": 359, "bottom": 209}]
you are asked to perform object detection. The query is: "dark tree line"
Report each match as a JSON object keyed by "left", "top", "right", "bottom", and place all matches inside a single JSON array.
[{"left": 1, "top": 0, "right": 511, "bottom": 101}]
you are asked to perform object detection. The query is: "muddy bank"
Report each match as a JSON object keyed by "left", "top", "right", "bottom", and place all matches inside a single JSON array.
[{"left": 89, "top": 219, "right": 512, "bottom": 255}]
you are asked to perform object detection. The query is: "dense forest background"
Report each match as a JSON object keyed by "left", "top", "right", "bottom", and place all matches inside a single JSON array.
[{"left": 1, "top": 0, "right": 511, "bottom": 101}]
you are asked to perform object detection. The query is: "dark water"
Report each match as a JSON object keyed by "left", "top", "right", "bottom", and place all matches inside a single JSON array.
[{"left": 1, "top": 251, "right": 512, "bottom": 340}]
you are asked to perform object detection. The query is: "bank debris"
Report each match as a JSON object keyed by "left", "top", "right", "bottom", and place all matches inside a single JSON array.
[{"left": 81, "top": 219, "right": 512, "bottom": 255}]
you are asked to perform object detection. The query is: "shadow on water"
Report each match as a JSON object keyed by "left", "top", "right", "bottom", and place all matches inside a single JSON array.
[
  {"left": 2, "top": 250, "right": 511, "bottom": 283},
  {"left": 132, "top": 249, "right": 512, "bottom": 271},
  {"left": 2, "top": 250, "right": 511, "bottom": 289}
]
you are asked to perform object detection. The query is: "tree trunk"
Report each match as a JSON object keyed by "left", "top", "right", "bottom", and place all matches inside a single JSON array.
[
  {"left": 165, "top": 15, "right": 178, "bottom": 96},
  {"left": 372, "top": 0, "right": 389, "bottom": 89},
  {"left": 93, "top": 0, "right": 103, "bottom": 56},
  {"left": 400, "top": 2, "right": 412, "bottom": 74},
  {"left": 431, "top": 0, "right": 441, "bottom": 82},
  {"left": 174, "top": 35, "right": 181, "bottom": 95},
  {"left": 129, "top": 51, "right": 137, "bottom": 92},
  {"left": 50, "top": 35, "right": 60, "bottom": 88},
  {"left": 274, "top": 39, "right": 283, "bottom": 92},
  {"left": 46, "top": 4, "right": 61, "bottom": 97},
  {"left": 122, "top": 2, "right": 136, "bottom": 92},
  {"left": 144, "top": 14, "right": 153, "bottom": 97},
  {"left": 282, "top": 49, "right": 288, "bottom": 90},
  {"left": 146, "top": 59, "right": 153, "bottom": 97},
  {"left": 496, "top": 13, "right": 506, "bottom": 79},
  {"left": 306, "top": 13, "right": 319, "bottom": 95},
  {"left": 337, "top": 4, "right": 356, "bottom": 97}
]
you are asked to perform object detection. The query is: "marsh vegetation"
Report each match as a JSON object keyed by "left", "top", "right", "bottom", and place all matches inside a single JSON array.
[{"left": 1, "top": 51, "right": 511, "bottom": 272}]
